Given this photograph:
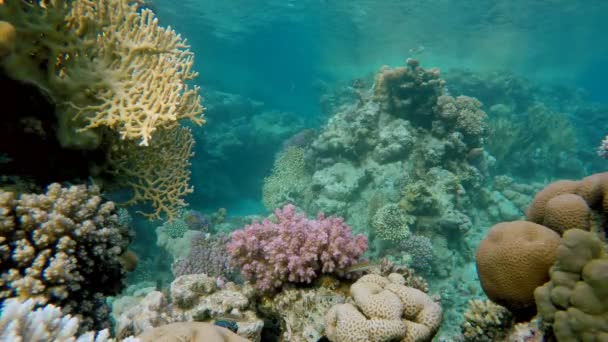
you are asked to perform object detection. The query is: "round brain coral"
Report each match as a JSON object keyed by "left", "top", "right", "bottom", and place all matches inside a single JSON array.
[
  {"left": 526, "top": 180, "right": 579, "bottom": 223},
  {"left": 543, "top": 194, "right": 591, "bottom": 234},
  {"left": 475, "top": 221, "right": 561, "bottom": 314}
]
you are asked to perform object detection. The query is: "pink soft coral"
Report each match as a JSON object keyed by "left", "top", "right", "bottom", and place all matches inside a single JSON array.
[{"left": 227, "top": 204, "right": 368, "bottom": 291}]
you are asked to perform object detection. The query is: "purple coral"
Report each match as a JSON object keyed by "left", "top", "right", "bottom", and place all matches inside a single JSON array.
[
  {"left": 227, "top": 204, "right": 368, "bottom": 291},
  {"left": 172, "top": 232, "right": 234, "bottom": 280}
]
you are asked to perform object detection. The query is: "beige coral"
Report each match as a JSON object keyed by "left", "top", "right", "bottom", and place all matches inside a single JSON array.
[
  {"left": 64, "top": 2, "right": 204, "bottom": 146},
  {"left": 324, "top": 273, "right": 442, "bottom": 342},
  {"left": 475, "top": 221, "right": 560, "bottom": 312}
]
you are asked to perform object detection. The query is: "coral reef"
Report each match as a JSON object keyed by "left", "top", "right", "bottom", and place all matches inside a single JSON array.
[
  {"left": 475, "top": 221, "right": 561, "bottom": 314},
  {"left": 534, "top": 229, "right": 608, "bottom": 341},
  {"left": 324, "top": 273, "right": 442, "bottom": 342},
  {"left": 114, "top": 273, "right": 263, "bottom": 341},
  {"left": 0, "top": 183, "right": 131, "bottom": 330},
  {"left": 227, "top": 204, "right": 368, "bottom": 291}
]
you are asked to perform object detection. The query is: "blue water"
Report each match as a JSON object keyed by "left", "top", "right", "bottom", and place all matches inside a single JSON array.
[{"left": 3, "top": 1, "right": 607, "bottom": 341}]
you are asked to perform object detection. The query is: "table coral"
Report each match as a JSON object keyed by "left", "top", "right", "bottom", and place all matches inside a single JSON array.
[{"left": 0, "top": 183, "right": 131, "bottom": 330}]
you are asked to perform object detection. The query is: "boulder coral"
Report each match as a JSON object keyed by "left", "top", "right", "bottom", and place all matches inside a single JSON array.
[
  {"left": 324, "top": 273, "right": 442, "bottom": 342},
  {"left": 475, "top": 221, "right": 561, "bottom": 314},
  {"left": 534, "top": 229, "right": 608, "bottom": 341},
  {"left": 526, "top": 172, "right": 608, "bottom": 234}
]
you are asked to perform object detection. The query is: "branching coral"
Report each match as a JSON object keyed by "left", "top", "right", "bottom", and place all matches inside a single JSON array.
[
  {"left": 227, "top": 204, "right": 368, "bottom": 292},
  {"left": 109, "top": 126, "right": 195, "bottom": 220},
  {"left": 0, "top": 298, "right": 132, "bottom": 342},
  {"left": 2, "top": 1, "right": 204, "bottom": 220},
  {"left": 1, "top": 0, "right": 204, "bottom": 147},
  {"left": 0, "top": 183, "right": 131, "bottom": 330},
  {"left": 63, "top": 0, "right": 204, "bottom": 146}
]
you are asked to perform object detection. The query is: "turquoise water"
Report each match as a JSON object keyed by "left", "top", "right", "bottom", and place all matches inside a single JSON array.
[{"left": 1, "top": 1, "right": 607, "bottom": 341}]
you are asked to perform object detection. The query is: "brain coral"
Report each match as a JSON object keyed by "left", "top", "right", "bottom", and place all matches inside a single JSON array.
[
  {"left": 526, "top": 180, "right": 580, "bottom": 223},
  {"left": 543, "top": 193, "right": 591, "bottom": 233},
  {"left": 525, "top": 172, "right": 608, "bottom": 235},
  {"left": 534, "top": 229, "right": 608, "bottom": 341},
  {"left": 324, "top": 273, "right": 442, "bottom": 342},
  {"left": 475, "top": 221, "right": 561, "bottom": 314}
]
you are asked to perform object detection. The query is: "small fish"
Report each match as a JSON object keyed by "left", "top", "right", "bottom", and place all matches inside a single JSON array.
[
  {"left": 214, "top": 313, "right": 248, "bottom": 323},
  {"left": 344, "top": 260, "right": 376, "bottom": 273}
]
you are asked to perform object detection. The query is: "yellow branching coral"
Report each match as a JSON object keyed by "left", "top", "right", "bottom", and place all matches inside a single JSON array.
[
  {"left": 63, "top": 0, "right": 204, "bottom": 146},
  {"left": 109, "top": 126, "right": 195, "bottom": 220},
  {"left": 1, "top": 0, "right": 205, "bottom": 146}
]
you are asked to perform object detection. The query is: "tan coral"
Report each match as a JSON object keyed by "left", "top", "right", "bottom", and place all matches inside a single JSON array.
[
  {"left": 475, "top": 221, "right": 561, "bottom": 312},
  {"left": 525, "top": 180, "right": 579, "bottom": 223},
  {"left": 325, "top": 273, "right": 442, "bottom": 342},
  {"left": 542, "top": 193, "right": 591, "bottom": 234}
]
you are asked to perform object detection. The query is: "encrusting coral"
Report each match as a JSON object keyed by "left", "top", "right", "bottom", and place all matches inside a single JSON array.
[
  {"left": 0, "top": 183, "right": 131, "bottom": 330},
  {"left": 324, "top": 273, "right": 442, "bottom": 342},
  {"left": 534, "top": 229, "right": 608, "bottom": 341}
]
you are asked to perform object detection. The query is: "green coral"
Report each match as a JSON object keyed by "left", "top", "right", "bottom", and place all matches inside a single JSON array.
[
  {"left": 371, "top": 203, "right": 414, "bottom": 241},
  {"left": 262, "top": 147, "right": 311, "bottom": 210},
  {"left": 534, "top": 229, "right": 608, "bottom": 341}
]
